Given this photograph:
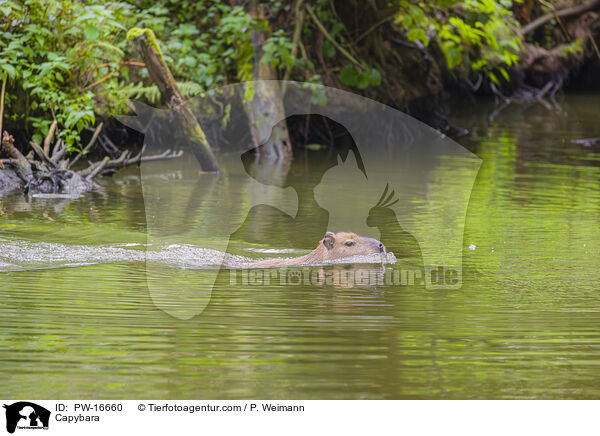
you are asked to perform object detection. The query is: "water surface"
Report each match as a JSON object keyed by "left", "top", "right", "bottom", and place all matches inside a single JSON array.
[{"left": 2, "top": 95, "right": 600, "bottom": 398}]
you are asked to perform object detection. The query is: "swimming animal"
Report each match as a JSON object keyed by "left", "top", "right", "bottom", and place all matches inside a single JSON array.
[{"left": 250, "top": 231, "right": 386, "bottom": 267}]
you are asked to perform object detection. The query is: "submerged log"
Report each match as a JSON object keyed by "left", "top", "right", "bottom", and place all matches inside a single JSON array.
[{"left": 126, "top": 28, "right": 220, "bottom": 172}]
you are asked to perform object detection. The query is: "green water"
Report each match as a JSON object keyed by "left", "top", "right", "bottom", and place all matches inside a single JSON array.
[{"left": 2, "top": 95, "right": 600, "bottom": 399}]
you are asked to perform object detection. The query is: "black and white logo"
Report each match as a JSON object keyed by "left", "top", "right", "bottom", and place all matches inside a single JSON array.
[{"left": 3, "top": 402, "right": 50, "bottom": 434}]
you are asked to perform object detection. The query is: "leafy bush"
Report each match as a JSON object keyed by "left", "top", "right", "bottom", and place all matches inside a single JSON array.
[
  {"left": 0, "top": 0, "right": 532, "bottom": 152},
  {"left": 0, "top": 0, "right": 288, "bottom": 150},
  {"left": 394, "top": 0, "right": 522, "bottom": 83},
  {"left": 0, "top": 0, "right": 133, "bottom": 148},
  {"left": 339, "top": 64, "right": 381, "bottom": 89}
]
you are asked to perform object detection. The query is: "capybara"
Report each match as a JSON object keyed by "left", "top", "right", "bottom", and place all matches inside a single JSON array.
[{"left": 250, "top": 231, "right": 386, "bottom": 267}]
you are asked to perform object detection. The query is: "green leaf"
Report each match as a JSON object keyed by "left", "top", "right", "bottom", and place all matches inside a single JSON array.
[
  {"left": 356, "top": 72, "right": 370, "bottom": 89},
  {"left": 408, "top": 5, "right": 425, "bottom": 21},
  {"left": 0, "top": 63, "right": 16, "bottom": 80},
  {"left": 443, "top": 44, "right": 463, "bottom": 69},
  {"left": 260, "top": 52, "right": 272, "bottom": 65},
  {"left": 407, "top": 28, "right": 427, "bottom": 45},
  {"left": 339, "top": 64, "right": 358, "bottom": 87},
  {"left": 369, "top": 68, "right": 381, "bottom": 86},
  {"left": 84, "top": 25, "right": 100, "bottom": 41}
]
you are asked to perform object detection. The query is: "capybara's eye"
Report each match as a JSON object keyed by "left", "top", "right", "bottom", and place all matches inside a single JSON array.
[{"left": 345, "top": 241, "right": 355, "bottom": 247}]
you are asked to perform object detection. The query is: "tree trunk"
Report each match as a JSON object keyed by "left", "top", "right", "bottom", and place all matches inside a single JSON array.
[
  {"left": 243, "top": 3, "right": 293, "bottom": 162},
  {"left": 127, "top": 28, "right": 220, "bottom": 172}
]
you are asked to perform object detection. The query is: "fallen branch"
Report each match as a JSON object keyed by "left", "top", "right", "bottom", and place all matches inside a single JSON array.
[
  {"left": 51, "top": 140, "right": 67, "bottom": 164},
  {"left": 85, "top": 156, "right": 109, "bottom": 181},
  {"left": 97, "top": 134, "right": 119, "bottom": 156},
  {"left": 127, "top": 28, "right": 219, "bottom": 172},
  {"left": 51, "top": 137, "right": 63, "bottom": 159},
  {"left": 105, "top": 148, "right": 182, "bottom": 169},
  {"left": 127, "top": 148, "right": 183, "bottom": 164},
  {"left": 1, "top": 132, "right": 32, "bottom": 182},
  {"left": 67, "top": 122, "right": 103, "bottom": 169},
  {"left": 538, "top": 0, "right": 572, "bottom": 41},
  {"left": 522, "top": 0, "right": 600, "bottom": 35},
  {"left": 80, "top": 148, "right": 183, "bottom": 178},
  {"left": 43, "top": 120, "right": 58, "bottom": 156},
  {"left": 29, "top": 140, "right": 56, "bottom": 168}
]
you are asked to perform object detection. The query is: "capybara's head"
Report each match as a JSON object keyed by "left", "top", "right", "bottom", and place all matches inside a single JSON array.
[{"left": 320, "top": 231, "right": 385, "bottom": 260}]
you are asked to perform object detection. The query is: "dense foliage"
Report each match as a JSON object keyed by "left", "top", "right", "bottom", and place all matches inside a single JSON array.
[
  {"left": 0, "top": 0, "right": 591, "bottom": 150},
  {"left": 0, "top": 0, "right": 293, "bottom": 149},
  {"left": 394, "top": 0, "right": 522, "bottom": 84}
]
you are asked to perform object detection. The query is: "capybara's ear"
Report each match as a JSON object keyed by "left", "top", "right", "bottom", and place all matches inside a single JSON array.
[{"left": 323, "top": 232, "right": 335, "bottom": 250}]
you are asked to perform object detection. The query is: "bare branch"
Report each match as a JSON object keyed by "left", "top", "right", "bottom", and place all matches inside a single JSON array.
[
  {"left": 29, "top": 140, "right": 56, "bottom": 168},
  {"left": 67, "top": 122, "right": 103, "bottom": 169},
  {"left": 80, "top": 148, "right": 183, "bottom": 179},
  {"left": 1, "top": 158, "right": 20, "bottom": 166},
  {"left": 305, "top": 4, "right": 363, "bottom": 69},
  {"left": 51, "top": 137, "right": 63, "bottom": 159},
  {"left": 123, "top": 149, "right": 183, "bottom": 165},
  {"left": 522, "top": 0, "right": 600, "bottom": 35},
  {"left": 51, "top": 140, "right": 67, "bottom": 164},
  {"left": 43, "top": 120, "right": 58, "bottom": 156},
  {"left": 85, "top": 156, "right": 110, "bottom": 181}
]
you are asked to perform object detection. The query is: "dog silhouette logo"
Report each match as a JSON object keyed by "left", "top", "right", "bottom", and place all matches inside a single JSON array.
[{"left": 3, "top": 402, "right": 50, "bottom": 434}]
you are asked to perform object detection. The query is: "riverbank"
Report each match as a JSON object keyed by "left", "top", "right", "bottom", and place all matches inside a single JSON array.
[{"left": 1, "top": 0, "right": 599, "bottom": 196}]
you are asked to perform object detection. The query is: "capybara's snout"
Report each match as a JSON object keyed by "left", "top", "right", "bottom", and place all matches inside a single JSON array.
[{"left": 366, "top": 237, "right": 386, "bottom": 253}]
